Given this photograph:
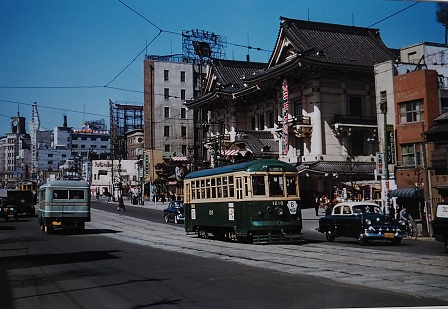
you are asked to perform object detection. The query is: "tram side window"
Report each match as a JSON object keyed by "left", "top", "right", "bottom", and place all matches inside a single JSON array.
[
  {"left": 53, "top": 190, "right": 68, "bottom": 199},
  {"left": 211, "top": 178, "right": 216, "bottom": 198},
  {"left": 252, "top": 176, "right": 266, "bottom": 196},
  {"left": 228, "top": 176, "right": 234, "bottom": 197},
  {"left": 268, "top": 175, "right": 284, "bottom": 196},
  {"left": 69, "top": 190, "right": 84, "bottom": 199},
  {"left": 286, "top": 176, "right": 298, "bottom": 196}
]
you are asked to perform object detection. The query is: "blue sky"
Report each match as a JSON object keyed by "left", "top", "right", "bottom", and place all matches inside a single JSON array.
[{"left": 0, "top": 0, "right": 443, "bottom": 135}]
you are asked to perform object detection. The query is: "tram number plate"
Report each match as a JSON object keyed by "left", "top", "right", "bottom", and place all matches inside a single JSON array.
[{"left": 384, "top": 233, "right": 394, "bottom": 238}]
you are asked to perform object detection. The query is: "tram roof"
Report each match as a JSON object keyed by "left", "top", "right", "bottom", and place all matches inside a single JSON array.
[
  {"left": 39, "top": 180, "right": 90, "bottom": 189},
  {"left": 185, "top": 159, "right": 297, "bottom": 179}
]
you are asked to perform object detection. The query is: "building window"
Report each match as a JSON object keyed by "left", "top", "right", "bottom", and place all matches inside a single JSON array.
[
  {"left": 181, "top": 71, "right": 186, "bottom": 82},
  {"left": 350, "top": 132, "right": 365, "bottom": 156},
  {"left": 257, "top": 114, "right": 265, "bottom": 130},
  {"left": 181, "top": 108, "right": 186, "bottom": 119},
  {"left": 164, "top": 126, "right": 170, "bottom": 137},
  {"left": 164, "top": 70, "right": 169, "bottom": 81},
  {"left": 164, "top": 107, "right": 170, "bottom": 118},
  {"left": 267, "top": 111, "right": 274, "bottom": 128},
  {"left": 181, "top": 126, "right": 187, "bottom": 137},
  {"left": 348, "top": 96, "right": 363, "bottom": 116},
  {"left": 164, "top": 88, "right": 170, "bottom": 99},
  {"left": 250, "top": 116, "right": 256, "bottom": 130},
  {"left": 164, "top": 144, "right": 170, "bottom": 152},
  {"left": 399, "top": 100, "right": 423, "bottom": 123},
  {"left": 401, "top": 143, "right": 422, "bottom": 166},
  {"left": 48, "top": 154, "right": 53, "bottom": 157},
  {"left": 181, "top": 89, "right": 186, "bottom": 100},
  {"left": 294, "top": 100, "right": 302, "bottom": 117}
]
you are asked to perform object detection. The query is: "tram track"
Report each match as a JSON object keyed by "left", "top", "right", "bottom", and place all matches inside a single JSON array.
[{"left": 88, "top": 208, "right": 448, "bottom": 302}]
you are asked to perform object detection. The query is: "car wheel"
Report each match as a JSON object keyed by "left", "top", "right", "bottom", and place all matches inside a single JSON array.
[
  {"left": 44, "top": 224, "right": 52, "bottom": 234},
  {"left": 325, "top": 230, "right": 335, "bottom": 242},
  {"left": 164, "top": 214, "right": 170, "bottom": 223},
  {"left": 174, "top": 216, "right": 179, "bottom": 224},
  {"left": 391, "top": 238, "right": 402, "bottom": 245},
  {"left": 357, "top": 235, "right": 367, "bottom": 245}
]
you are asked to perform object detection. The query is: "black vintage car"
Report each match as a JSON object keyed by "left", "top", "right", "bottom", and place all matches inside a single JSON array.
[
  {"left": 432, "top": 202, "right": 448, "bottom": 252},
  {"left": 318, "top": 201, "right": 406, "bottom": 245},
  {"left": 163, "top": 201, "right": 185, "bottom": 224},
  {"left": 0, "top": 190, "right": 19, "bottom": 221},
  {"left": 0, "top": 189, "right": 36, "bottom": 217}
]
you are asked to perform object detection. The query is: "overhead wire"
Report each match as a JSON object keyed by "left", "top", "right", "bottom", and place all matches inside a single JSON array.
[{"left": 0, "top": 0, "right": 440, "bottom": 128}]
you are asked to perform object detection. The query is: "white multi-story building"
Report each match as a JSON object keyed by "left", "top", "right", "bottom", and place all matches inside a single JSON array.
[{"left": 143, "top": 55, "right": 197, "bottom": 183}]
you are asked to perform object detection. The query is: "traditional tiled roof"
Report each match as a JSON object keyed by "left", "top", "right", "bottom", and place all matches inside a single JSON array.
[
  {"left": 185, "top": 59, "right": 266, "bottom": 108},
  {"left": 234, "top": 131, "right": 279, "bottom": 157},
  {"left": 245, "top": 17, "right": 397, "bottom": 83},
  {"left": 425, "top": 110, "right": 448, "bottom": 142},
  {"left": 212, "top": 59, "right": 266, "bottom": 93},
  {"left": 297, "top": 161, "right": 376, "bottom": 178}
]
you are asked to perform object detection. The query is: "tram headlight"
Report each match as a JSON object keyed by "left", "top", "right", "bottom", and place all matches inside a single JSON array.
[{"left": 274, "top": 206, "right": 284, "bottom": 216}]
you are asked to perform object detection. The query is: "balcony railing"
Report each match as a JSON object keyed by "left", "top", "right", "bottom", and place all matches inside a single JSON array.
[{"left": 334, "top": 114, "right": 377, "bottom": 125}]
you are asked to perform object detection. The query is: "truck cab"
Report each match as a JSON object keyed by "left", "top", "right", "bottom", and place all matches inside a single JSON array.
[{"left": 432, "top": 202, "right": 448, "bottom": 252}]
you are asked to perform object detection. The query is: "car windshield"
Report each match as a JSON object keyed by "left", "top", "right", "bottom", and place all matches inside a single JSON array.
[
  {"left": 170, "top": 202, "right": 184, "bottom": 208},
  {"left": 352, "top": 204, "right": 382, "bottom": 214}
]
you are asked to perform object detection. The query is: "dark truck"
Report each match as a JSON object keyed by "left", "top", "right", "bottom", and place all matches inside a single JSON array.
[
  {"left": 0, "top": 189, "right": 36, "bottom": 221},
  {"left": 432, "top": 202, "right": 448, "bottom": 252}
]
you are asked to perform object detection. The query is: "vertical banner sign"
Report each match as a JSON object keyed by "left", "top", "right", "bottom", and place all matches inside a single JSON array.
[
  {"left": 376, "top": 152, "right": 384, "bottom": 176},
  {"left": 282, "top": 78, "right": 289, "bottom": 155},
  {"left": 386, "top": 125, "right": 395, "bottom": 164}
]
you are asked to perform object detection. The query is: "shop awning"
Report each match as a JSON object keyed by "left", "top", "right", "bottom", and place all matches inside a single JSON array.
[
  {"left": 223, "top": 149, "right": 239, "bottom": 156},
  {"left": 389, "top": 188, "right": 421, "bottom": 198},
  {"left": 171, "top": 156, "right": 189, "bottom": 162}
]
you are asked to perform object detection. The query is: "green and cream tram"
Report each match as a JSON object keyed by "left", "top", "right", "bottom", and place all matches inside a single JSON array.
[
  {"left": 184, "top": 159, "right": 302, "bottom": 244},
  {"left": 37, "top": 180, "right": 91, "bottom": 233}
]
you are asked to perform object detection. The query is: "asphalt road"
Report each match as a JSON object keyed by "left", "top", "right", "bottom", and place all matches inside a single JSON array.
[{"left": 0, "top": 200, "right": 447, "bottom": 308}]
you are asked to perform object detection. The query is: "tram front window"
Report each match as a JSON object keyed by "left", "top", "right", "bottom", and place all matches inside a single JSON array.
[{"left": 269, "top": 175, "right": 284, "bottom": 197}]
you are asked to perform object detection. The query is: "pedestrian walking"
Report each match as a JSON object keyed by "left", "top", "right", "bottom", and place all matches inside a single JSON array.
[
  {"left": 117, "top": 195, "right": 126, "bottom": 211},
  {"left": 314, "top": 195, "right": 320, "bottom": 216}
]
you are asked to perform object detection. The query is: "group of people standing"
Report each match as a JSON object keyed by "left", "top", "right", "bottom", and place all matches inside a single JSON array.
[{"left": 314, "top": 194, "right": 338, "bottom": 216}]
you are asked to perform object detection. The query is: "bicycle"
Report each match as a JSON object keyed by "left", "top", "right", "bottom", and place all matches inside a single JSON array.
[{"left": 400, "top": 219, "right": 417, "bottom": 239}]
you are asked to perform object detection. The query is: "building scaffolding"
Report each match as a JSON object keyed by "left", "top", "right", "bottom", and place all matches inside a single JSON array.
[
  {"left": 182, "top": 29, "right": 227, "bottom": 61},
  {"left": 109, "top": 100, "right": 143, "bottom": 159}
]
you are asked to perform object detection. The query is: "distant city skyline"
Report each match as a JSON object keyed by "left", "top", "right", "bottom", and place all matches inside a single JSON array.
[{"left": 0, "top": 0, "right": 443, "bottom": 135}]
